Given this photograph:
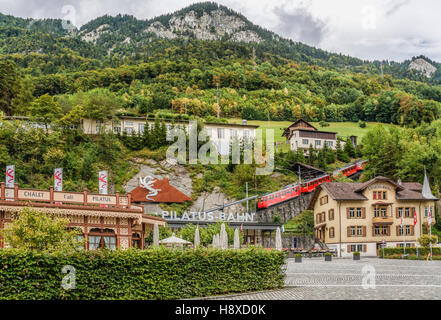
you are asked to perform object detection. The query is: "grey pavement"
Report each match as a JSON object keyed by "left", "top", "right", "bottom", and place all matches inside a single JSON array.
[{"left": 203, "top": 258, "right": 441, "bottom": 300}]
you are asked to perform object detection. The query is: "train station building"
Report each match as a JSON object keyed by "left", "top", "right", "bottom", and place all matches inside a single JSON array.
[
  {"left": 0, "top": 183, "right": 165, "bottom": 250},
  {"left": 308, "top": 175, "right": 438, "bottom": 257}
]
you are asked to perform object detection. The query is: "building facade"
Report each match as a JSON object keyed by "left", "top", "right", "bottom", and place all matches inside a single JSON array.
[
  {"left": 81, "top": 117, "right": 258, "bottom": 156},
  {"left": 282, "top": 119, "right": 345, "bottom": 153},
  {"left": 0, "top": 183, "right": 165, "bottom": 250},
  {"left": 308, "top": 176, "right": 438, "bottom": 257}
]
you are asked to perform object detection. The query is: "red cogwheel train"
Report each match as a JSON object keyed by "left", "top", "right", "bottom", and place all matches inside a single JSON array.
[{"left": 257, "top": 160, "right": 368, "bottom": 209}]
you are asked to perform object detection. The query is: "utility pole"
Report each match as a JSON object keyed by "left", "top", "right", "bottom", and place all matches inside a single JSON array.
[{"left": 217, "top": 85, "right": 220, "bottom": 119}]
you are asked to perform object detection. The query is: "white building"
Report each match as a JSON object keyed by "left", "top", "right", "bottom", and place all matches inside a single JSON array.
[
  {"left": 81, "top": 117, "right": 258, "bottom": 156},
  {"left": 282, "top": 119, "right": 345, "bottom": 153}
]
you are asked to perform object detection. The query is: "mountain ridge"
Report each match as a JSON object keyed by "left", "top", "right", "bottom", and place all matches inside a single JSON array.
[{"left": 0, "top": 2, "right": 440, "bottom": 83}]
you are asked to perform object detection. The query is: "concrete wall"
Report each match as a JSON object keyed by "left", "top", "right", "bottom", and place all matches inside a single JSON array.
[{"left": 256, "top": 193, "right": 313, "bottom": 224}]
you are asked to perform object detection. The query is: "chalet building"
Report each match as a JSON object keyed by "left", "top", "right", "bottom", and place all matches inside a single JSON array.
[
  {"left": 308, "top": 175, "right": 438, "bottom": 257},
  {"left": 0, "top": 183, "right": 165, "bottom": 250},
  {"left": 282, "top": 119, "right": 351, "bottom": 154},
  {"left": 81, "top": 117, "right": 258, "bottom": 156}
]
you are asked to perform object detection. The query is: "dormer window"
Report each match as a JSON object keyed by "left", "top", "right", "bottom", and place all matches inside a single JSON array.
[{"left": 373, "top": 191, "right": 387, "bottom": 200}]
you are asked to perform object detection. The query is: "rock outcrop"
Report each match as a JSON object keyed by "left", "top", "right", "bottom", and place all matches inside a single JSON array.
[{"left": 408, "top": 58, "right": 437, "bottom": 78}]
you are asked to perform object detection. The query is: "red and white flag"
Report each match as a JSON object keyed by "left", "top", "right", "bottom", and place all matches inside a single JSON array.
[
  {"left": 240, "top": 224, "right": 243, "bottom": 232},
  {"left": 5, "top": 165, "right": 14, "bottom": 188},
  {"left": 428, "top": 207, "right": 433, "bottom": 225},
  {"left": 400, "top": 215, "right": 404, "bottom": 227},
  {"left": 54, "top": 168, "right": 63, "bottom": 192},
  {"left": 413, "top": 208, "right": 417, "bottom": 226}
]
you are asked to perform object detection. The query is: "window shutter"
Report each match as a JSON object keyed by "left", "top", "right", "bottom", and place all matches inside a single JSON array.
[
  {"left": 396, "top": 207, "right": 399, "bottom": 218},
  {"left": 363, "top": 244, "right": 367, "bottom": 252},
  {"left": 346, "top": 208, "right": 350, "bottom": 219},
  {"left": 347, "top": 245, "right": 351, "bottom": 253},
  {"left": 323, "top": 212, "right": 326, "bottom": 222},
  {"left": 387, "top": 227, "right": 390, "bottom": 236},
  {"left": 362, "top": 208, "right": 366, "bottom": 219},
  {"left": 363, "top": 226, "right": 366, "bottom": 237},
  {"left": 396, "top": 226, "right": 400, "bottom": 236},
  {"left": 347, "top": 227, "right": 350, "bottom": 238},
  {"left": 411, "top": 226, "right": 415, "bottom": 236},
  {"left": 372, "top": 228, "right": 375, "bottom": 237}
]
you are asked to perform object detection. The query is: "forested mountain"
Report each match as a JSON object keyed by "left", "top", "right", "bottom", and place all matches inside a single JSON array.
[{"left": 0, "top": 2, "right": 440, "bottom": 83}]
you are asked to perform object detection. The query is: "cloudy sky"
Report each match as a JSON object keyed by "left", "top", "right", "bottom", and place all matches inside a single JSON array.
[{"left": 1, "top": 0, "right": 440, "bottom": 62}]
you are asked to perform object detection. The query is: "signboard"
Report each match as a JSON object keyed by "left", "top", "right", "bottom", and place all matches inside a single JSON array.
[
  {"left": 87, "top": 194, "right": 116, "bottom": 206},
  {"left": 18, "top": 189, "right": 51, "bottom": 201},
  {"left": 4, "top": 188, "right": 14, "bottom": 199},
  {"left": 99, "top": 171, "right": 108, "bottom": 195},
  {"left": 53, "top": 192, "right": 84, "bottom": 204},
  {"left": 162, "top": 211, "right": 255, "bottom": 222},
  {"left": 54, "top": 168, "right": 63, "bottom": 192},
  {"left": 5, "top": 165, "right": 14, "bottom": 188}
]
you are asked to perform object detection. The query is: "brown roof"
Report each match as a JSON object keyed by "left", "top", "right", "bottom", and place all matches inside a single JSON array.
[
  {"left": 130, "top": 178, "right": 191, "bottom": 203},
  {"left": 353, "top": 176, "right": 404, "bottom": 192},
  {"left": 307, "top": 177, "right": 437, "bottom": 210}
]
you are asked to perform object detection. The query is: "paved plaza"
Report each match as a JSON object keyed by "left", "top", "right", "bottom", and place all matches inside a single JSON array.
[{"left": 206, "top": 258, "right": 441, "bottom": 300}]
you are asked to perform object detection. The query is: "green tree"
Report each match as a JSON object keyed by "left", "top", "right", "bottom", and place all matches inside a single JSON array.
[
  {"left": 418, "top": 234, "right": 438, "bottom": 248},
  {"left": 28, "top": 94, "right": 62, "bottom": 132},
  {"left": 0, "top": 208, "right": 83, "bottom": 252},
  {"left": 344, "top": 137, "right": 356, "bottom": 158}
]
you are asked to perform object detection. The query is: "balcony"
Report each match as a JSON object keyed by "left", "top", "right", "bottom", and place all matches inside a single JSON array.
[{"left": 372, "top": 216, "right": 394, "bottom": 225}]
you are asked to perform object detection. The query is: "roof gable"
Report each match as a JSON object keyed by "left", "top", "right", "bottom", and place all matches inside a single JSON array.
[{"left": 129, "top": 178, "right": 191, "bottom": 203}]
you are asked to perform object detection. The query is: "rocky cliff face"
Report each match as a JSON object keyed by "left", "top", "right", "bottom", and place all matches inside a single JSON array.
[
  {"left": 145, "top": 9, "right": 263, "bottom": 43},
  {"left": 408, "top": 58, "right": 437, "bottom": 78}
]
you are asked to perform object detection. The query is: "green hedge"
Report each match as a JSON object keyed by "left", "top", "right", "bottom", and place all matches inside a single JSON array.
[
  {"left": 379, "top": 247, "right": 441, "bottom": 257},
  {"left": 0, "top": 248, "right": 285, "bottom": 300}
]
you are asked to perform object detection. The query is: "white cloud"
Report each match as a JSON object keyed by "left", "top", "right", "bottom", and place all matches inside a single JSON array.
[{"left": 0, "top": 0, "right": 440, "bottom": 62}]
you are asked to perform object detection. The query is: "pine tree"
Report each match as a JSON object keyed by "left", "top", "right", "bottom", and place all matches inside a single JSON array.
[
  {"left": 344, "top": 137, "right": 356, "bottom": 158},
  {"left": 336, "top": 139, "right": 350, "bottom": 163}
]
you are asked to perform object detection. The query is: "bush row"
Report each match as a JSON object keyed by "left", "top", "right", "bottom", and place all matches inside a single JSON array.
[
  {"left": 0, "top": 248, "right": 285, "bottom": 300},
  {"left": 379, "top": 247, "right": 441, "bottom": 257}
]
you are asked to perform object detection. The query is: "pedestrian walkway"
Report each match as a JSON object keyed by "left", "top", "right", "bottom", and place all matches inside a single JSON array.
[{"left": 203, "top": 258, "right": 441, "bottom": 300}]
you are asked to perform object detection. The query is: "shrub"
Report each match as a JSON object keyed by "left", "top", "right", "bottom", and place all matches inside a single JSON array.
[
  {"left": 324, "top": 252, "right": 332, "bottom": 256},
  {"left": 359, "top": 121, "right": 367, "bottom": 128},
  {"left": 0, "top": 247, "right": 285, "bottom": 300},
  {"left": 353, "top": 251, "right": 360, "bottom": 256},
  {"left": 380, "top": 247, "right": 441, "bottom": 258},
  {"left": 294, "top": 253, "right": 302, "bottom": 258},
  {"left": 418, "top": 234, "right": 438, "bottom": 248}
]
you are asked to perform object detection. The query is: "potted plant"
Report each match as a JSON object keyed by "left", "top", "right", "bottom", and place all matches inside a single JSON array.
[
  {"left": 353, "top": 251, "right": 360, "bottom": 260},
  {"left": 324, "top": 252, "right": 332, "bottom": 261},
  {"left": 295, "top": 253, "right": 302, "bottom": 263}
]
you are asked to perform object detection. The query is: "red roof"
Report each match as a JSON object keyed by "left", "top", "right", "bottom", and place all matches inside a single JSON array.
[{"left": 129, "top": 178, "right": 191, "bottom": 203}]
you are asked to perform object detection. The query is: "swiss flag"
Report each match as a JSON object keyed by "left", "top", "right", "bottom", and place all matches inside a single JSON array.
[
  {"left": 240, "top": 224, "right": 243, "bottom": 231},
  {"left": 413, "top": 208, "right": 417, "bottom": 226}
]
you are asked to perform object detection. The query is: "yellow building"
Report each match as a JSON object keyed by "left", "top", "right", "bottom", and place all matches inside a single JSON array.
[{"left": 308, "top": 176, "right": 437, "bottom": 257}]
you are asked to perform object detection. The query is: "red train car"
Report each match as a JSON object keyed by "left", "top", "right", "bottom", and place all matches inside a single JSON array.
[{"left": 257, "top": 160, "right": 367, "bottom": 209}]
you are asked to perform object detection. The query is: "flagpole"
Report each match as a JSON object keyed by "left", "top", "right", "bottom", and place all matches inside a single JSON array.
[{"left": 429, "top": 207, "right": 433, "bottom": 261}]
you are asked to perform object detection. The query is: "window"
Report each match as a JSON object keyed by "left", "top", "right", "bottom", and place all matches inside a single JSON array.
[
  {"left": 217, "top": 128, "right": 225, "bottom": 139},
  {"left": 405, "top": 208, "right": 410, "bottom": 218},
  {"left": 88, "top": 228, "right": 117, "bottom": 250},
  {"left": 398, "top": 226, "right": 404, "bottom": 236},
  {"left": 329, "top": 227, "right": 335, "bottom": 238},
  {"left": 350, "top": 226, "right": 356, "bottom": 236},
  {"left": 132, "top": 233, "right": 142, "bottom": 249},
  {"left": 380, "top": 208, "right": 387, "bottom": 217},
  {"left": 357, "top": 226, "right": 363, "bottom": 236},
  {"left": 398, "top": 208, "right": 403, "bottom": 218},
  {"left": 373, "top": 191, "right": 377, "bottom": 200},
  {"left": 351, "top": 244, "right": 364, "bottom": 252},
  {"left": 125, "top": 121, "right": 133, "bottom": 126},
  {"left": 315, "top": 140, "right": 321, "bottom": 146},
  {"left": 138, "top": 124, "right": 145, "bottom": 133},
  {"left": 320, "top": 196, "right": 328, "bottom": 205},
  {"left": 230, "top": 129, "right": 237, "bottom": 139},
  {"left": 126, "top": 127, "right": 133, "bottom": 135},
  {"left": 329, "top": 209, "right": 334, "bottom": 221},
  {"left": 374, "top": 207, "right": 380, "bottom": 217},
  {"left": 350, "top": 208, "right": 355, "bottom": 218},
  {"left": 381, "top": 226, "right": 388, "bottom": 235},
  {"left": 374, "top": 226, "right": 381, "bottom": 236},
  {"left": 325, "top": 141, "right": 333, "bottom": 147},
  {"left": 405, "top": 226, "right": 411, "bottom": 235},
  {"left": 113, "top": 127, "right": 121, "bottom": 134},
  {"left": 302, "top": 139, "right": 309, "bottom": 145},
  {"left": 244, "top": 130, "right": 250, "bottom": 139},
  {"left": 356, "top": 208, "right": 362, "bottom": 218},
  {"left": 425, "top": 207, "right": 429, "bottom": 217}
]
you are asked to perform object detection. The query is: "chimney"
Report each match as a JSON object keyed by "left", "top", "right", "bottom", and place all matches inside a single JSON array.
[{"left": 242, "top": 119, "right": 247, "bottom": 126}]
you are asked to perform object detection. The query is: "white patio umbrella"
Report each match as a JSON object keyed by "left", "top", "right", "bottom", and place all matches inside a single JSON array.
[
  {"left": 220, "top": 223, "right": 228, "bottom": 250},
  {"left": 216, "top": 233, "right": 220, "bottom": 248},
  {"left": 275, "top": 227, "right": 282, "bottom": 251},
  {"left": 153, "top": 223, "right": 159, "bottom": 247},
  {"left": 194, "top": 225, "right": 200, "bottom": 249},
  {"left": 159, "top": 233, "right": 192, "bottom": 248},
  {"left": 234, "top": 228, "right": 240, "bottom": 249},
  {"left": 212, "top": 234, "right": 217, "bottom": 248}
]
